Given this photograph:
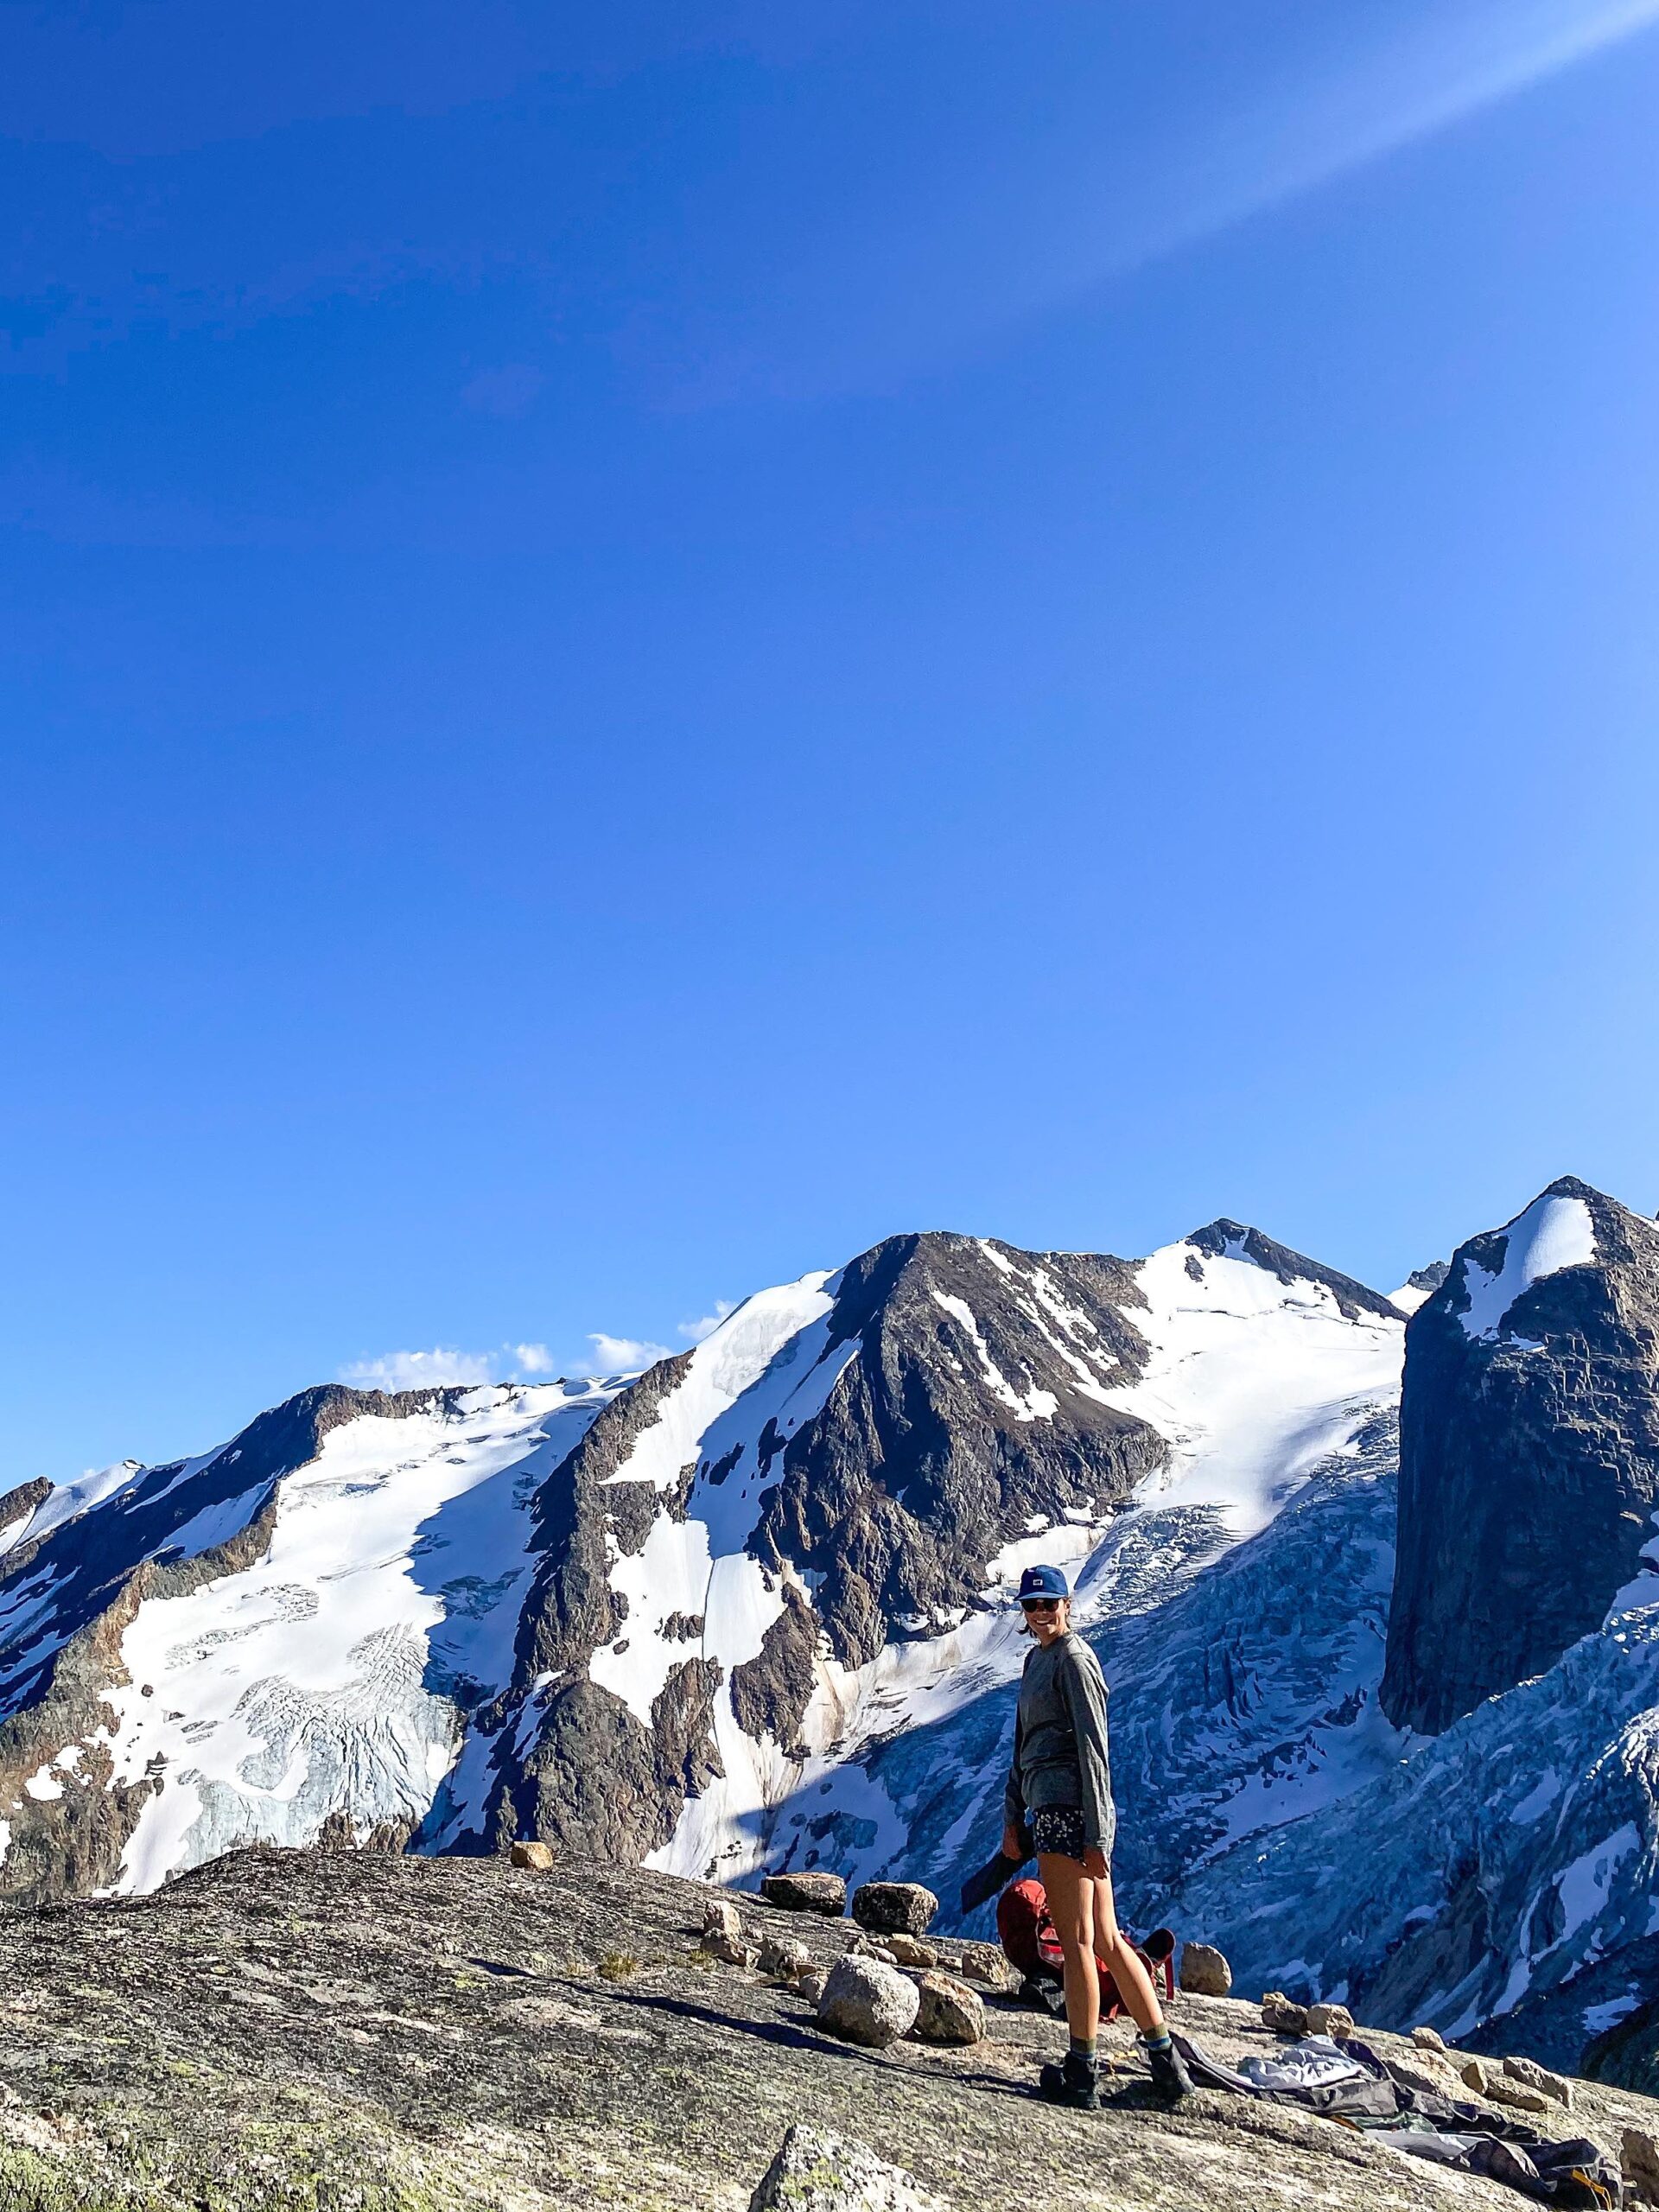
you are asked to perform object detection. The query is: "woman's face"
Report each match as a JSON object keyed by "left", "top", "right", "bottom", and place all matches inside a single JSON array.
[{"left": 1021, "top": 1594, "right": 1069, "bottom": 1645}]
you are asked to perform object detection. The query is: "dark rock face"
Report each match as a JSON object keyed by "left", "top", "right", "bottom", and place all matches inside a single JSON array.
[
  {"left": 1381, "top": 1177, "right": 1659, "bottom": 1736},
  {"left": 748, "top": 1235, "right": 1165, "bottom": 1672},
  {"left": 495, "top": 1662, "right": 725, "bottom": 1866}
]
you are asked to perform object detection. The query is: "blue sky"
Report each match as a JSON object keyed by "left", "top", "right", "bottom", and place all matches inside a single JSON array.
[{"left": 5, "top": 0, "right": 1659, "bottom": 1482}]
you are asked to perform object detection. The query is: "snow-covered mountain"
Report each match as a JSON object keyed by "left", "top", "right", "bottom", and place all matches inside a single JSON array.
[{"left": 9, "top": 1179, "right": 1659, "bottom": 2072}]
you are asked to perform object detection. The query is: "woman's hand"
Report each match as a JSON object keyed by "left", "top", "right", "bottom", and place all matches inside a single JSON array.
[
  {"left": 1001, "top": 1823, "right": 1023, "bottom": 1860},
  {"left": 1082, "top": 1847, "right": 1109, "bottom": 1880}
]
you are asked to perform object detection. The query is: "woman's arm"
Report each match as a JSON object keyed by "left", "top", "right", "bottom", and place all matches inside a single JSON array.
[{"left": 1058, "top": 1643, "right": 1113, "bottom": 1857}]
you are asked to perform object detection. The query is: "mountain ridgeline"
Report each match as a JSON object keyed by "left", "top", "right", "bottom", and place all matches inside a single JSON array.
[{"left": 5, "top": 1183, "right": 1659, "bottom": 2072}]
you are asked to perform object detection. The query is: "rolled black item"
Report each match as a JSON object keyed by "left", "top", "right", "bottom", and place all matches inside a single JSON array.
[{"left": 957, "top": 1847, "right": 1028, "bottom": 1916}]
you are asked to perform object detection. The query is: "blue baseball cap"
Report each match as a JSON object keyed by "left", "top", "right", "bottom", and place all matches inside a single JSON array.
[{"left": 1015, "top": 1563, "right": 1070, "bottom": 1605}]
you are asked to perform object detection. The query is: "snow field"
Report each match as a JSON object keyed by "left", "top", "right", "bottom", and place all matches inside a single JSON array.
[{"left": 94, "top": 1383, "right": 610, "bottom": 1892}]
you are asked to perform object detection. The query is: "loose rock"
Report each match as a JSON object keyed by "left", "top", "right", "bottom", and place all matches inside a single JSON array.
[
  {"left": 508, "top": 1840, "right": 556, "bottom": 1872},
  {"left": 956, "top": 1942, "right": 1013, "bottom": 1988},
  {"left": 1262, "top": 1991, "right": 1308, "bottom": 2037},
  {"left": 1459, "top": 2056, "right": 1494, "bottom": 2096},
  {"left": 758, "top": 1934, "right": 813, "bottom": 1981},
  {"left": 1179, "top": 1942, "right": 1232, "bottom": 1998},
  {"left": 1623, "top": 2125, "right": 1659, "bottom": 2204},
  {"left": 798, "top": 1970, "right": 827, "bottom": 2006},
  {"left": 703, "top": 1898, "right": 744, "bottom": 1943},
  {"left": 847, "top": 1933, "right": 899, "bottom": 1965},
  {"left": 912, "top": 1972, "right": 984, "bottom": 2047},
  {"left": 1306, "top": 2003, "right": 1354, "bottom": 2042},
  {"left": 818, "top": 1955, "right": 921, "bottom": 2048},
  {"left": 884, "top": 1934, "right": 938, "bottom": 1968},
  {"left": 1387, "top": 2056, "right": 1463, "bottom": 2103},
  {"left": 1486, "top": 2075, "right": 1551, "bottom": 2116},
  {"left": 706, "top": 1929, "right": 759, "bottom": 1968},
  {"left": 1503, "top": 2053, "right": 1573, "bottom": 2108},
  {"left": 1410, "top": 2025, "right": 1448, "bottom": 2052},
  {"left": 851, "top": 1882, "right": 938, "bottom": 1937},
  {"left": 761, "top": 1872, "right": 847, "bottom": 1917},
  {"left": 747, "top": 2124, "right": 946, "bottom": 2212}
]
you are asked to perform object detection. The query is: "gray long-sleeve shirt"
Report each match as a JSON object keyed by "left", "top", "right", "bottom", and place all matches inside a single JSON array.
[{"left": 1003, "top": 1631, "right": 1116, "bottom": 1855}]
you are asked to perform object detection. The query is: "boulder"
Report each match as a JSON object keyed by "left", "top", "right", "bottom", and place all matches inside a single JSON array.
[
  {"left": 747, "top": 2125, "right": 945, "bottom": 2212},
  {"left": 1305, "top": 2003, "right": 1354, "bottom": 2042},
  {"left": 761, "top": 1872, "right": 847, "bottom": 1917},
  {"left": 1486, "top": 2074, "right": 1551, "bottom": 2117},
  {"left": 509, "top": 1840, "right": 556, "bottom": 1872},
  {"left": 1387, "top": 2056, "right": 1463, "bottom": 2103},
  {"left": 1179, "top": 1942, "right": 1231, "bottom": 1997},
  {"left": 758, "top": 1935, "right": 813, "bottom": 1981},
  {"left": 851, "top": 1883, "right": 938, "bottom": 1937},
  {"left": 706, "top": 1929, "right": 758, "bottom": 1968},
  {"left": 1624, "top": 2126, "right": 1659, "bottom": 2205},
  {"left": 798, "top": 1971, "right": 827, "bottom": 2006},
  {"left": 703, "top": 1898, "right": 744, "bottom": 1943},
  {"left": 817, "top": 1955, "right": 921, "bottom": 2048},
  {"left": 1262, "top": 1992, "right": 1308, "bottom": 2037},
  {"left": 1459, "top": 2056, "right": 1494, "bottom": 2097},
  {"left": 912, "top": 1972, "right": 984, "bottom": 2047},
  {"left": 1410, "top": 2025, "right": 1448, "bottom": 2052},
  {"left": 956, "top": 1942, "right": 1013, "bottom": 1988},
  {"left": 884, "top": 1934, "right": 937, "bottom": 1969},
  {"left": 1503, "top": 2053, "right": 1573, "bottom": 2109}
]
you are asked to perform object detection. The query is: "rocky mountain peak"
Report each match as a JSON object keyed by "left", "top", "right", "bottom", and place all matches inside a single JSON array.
[
  {"left": 1381, "top": 1175, "right": 1659, "bottom": 1735},
  {"left": 1185, "top": 1219, "right": 1403, "bottom": 1321}
]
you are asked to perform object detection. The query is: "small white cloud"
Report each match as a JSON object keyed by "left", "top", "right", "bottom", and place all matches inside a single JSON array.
[
  {"left": 678, "top": 1300, "right": 737, "bottom": 1344},
  {"left": 340, "top": 1347, "right": 498, "bottom": 1391},
  {"left": 512, "top": 1342, "right": 556, "bottom": 1375},
  {"left": 588, "top": 1332, "right": 675, "bottom": 1374}
]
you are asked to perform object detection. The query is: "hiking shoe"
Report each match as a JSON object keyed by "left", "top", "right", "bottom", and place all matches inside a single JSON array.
[
  {"left": 1037, "top": 2055, "right": 1099, "bottom": 2110},
  {"left": 1145, "top": 2037, "right": 1192, "bottom": 2102}
]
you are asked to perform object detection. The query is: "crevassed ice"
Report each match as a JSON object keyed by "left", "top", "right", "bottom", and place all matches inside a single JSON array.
[{"left": 1458, "top": 1194, "right": 1596, "bottom": 1340}]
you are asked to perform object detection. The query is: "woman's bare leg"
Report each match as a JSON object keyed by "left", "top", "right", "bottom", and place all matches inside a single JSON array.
[
  {"left": 1092, "top": 1872, "right": 1166, "bottom": 2037},
  {"left": 1038, "top": 1853, "right": 1099, "bottom": 2046}
]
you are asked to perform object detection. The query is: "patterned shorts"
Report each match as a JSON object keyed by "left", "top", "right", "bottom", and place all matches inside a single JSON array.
[{"left": 1031, "top": 1808, "right": 1090, "bottom": 1861}]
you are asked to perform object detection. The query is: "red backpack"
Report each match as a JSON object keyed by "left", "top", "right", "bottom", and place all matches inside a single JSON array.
[{"left": 995, "top": 1878, "right": 1176, "bottom": 2017}]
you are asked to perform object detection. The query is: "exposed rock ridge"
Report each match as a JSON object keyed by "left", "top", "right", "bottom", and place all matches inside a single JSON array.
[
  {"left": 494, "top": 1231, "right": 1170, "bottom": 1867},
  {"left": 748, "top": 1233, "right": 1165, "bottom": 1670},
  {"left": 1186, "top": 1220, "right": 1404, "bottom": 1322}
]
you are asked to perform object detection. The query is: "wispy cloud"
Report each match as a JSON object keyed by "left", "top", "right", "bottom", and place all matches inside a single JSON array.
[
  {"left": 688, "top": 0, "right": 1659, "bottom": 404},
  {"left": 679, "top": 1300, "right": 738, "bottom": 1344},
  {"left": 1114, "top": 0, "right": 1659, "bottom": 279},
  {"left": 340, "top": 1346, "right": 498, "bottom": 1391},
  {"left": 512, "top": 1342, "right": 556, "bottom": 1375}
]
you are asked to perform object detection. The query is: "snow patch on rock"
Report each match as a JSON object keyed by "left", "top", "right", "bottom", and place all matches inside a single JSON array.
[{"left": 1458, "top": 1194, "right": 1597, "bottom": 1340}]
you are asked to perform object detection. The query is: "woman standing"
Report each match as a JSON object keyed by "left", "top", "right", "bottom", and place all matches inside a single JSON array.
[{"left": 1001, "top": 1562, "right": 1192, "bottom": 2109}]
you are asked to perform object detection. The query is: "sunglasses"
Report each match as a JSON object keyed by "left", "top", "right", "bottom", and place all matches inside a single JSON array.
[{"left": 1020, "top": 1597, "right": 1061, "bottom": 1612}]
